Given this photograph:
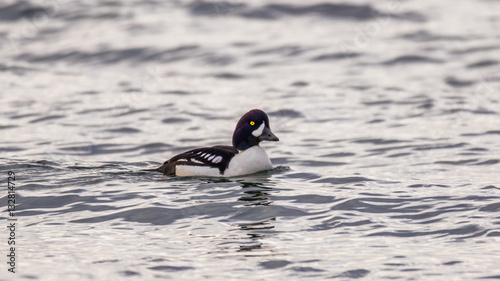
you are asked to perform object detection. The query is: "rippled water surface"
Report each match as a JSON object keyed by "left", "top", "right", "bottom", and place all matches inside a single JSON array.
[{"left": 1, "top": 0, "right": 500, "bottom": 280}]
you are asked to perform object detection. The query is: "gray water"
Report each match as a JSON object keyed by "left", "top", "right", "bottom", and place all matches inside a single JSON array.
[{"left": 1, "top": 0, "right": 500, "bottom": 280}]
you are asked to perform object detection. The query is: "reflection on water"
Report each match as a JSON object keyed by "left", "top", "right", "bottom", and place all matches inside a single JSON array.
[{"left": 1, "top": 0, "right": 500, "bottom": 280}]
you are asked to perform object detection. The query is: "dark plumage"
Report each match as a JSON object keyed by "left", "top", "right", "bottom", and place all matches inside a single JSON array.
[
  {"left": 232, "top": 109, "right": 275, "bottom": 150},
  {"left": 153, "top": 146, "right": 238, "bottom": 175}
]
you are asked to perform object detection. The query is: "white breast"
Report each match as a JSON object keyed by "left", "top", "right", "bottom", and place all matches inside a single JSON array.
[{"left": 223, "top": 146, "right": 273, "bottom": 177}]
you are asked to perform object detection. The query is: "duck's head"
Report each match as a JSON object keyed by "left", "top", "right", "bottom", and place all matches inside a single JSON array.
[{"left": 232, "top": 109, "right": 279, "bottom": 151}]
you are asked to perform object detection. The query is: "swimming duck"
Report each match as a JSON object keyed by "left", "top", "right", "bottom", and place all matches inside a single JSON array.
[{"left": 146, "top": 109, "right": 279, "bottom": 177}]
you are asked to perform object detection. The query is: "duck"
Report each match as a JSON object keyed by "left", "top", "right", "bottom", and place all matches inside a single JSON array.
[{"left": 145, "top": 109, "right": 279, "bottom": 177}]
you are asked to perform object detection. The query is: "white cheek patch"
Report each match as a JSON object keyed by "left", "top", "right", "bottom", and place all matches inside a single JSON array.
[{"left": 252, "top": 122, "right": 265, "bottom": 137}]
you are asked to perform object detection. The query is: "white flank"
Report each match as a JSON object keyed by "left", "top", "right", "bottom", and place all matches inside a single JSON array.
[
  {"left": 176, "top": 165, "right": 221, "bottom": 177},
  {"left": 252, "top": 122, "right": 265, "bottom": 137}
]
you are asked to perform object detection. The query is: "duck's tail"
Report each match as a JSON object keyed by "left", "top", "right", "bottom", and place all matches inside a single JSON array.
[{"left": 142, "top": 161, "right": 172, "bottom": 174}]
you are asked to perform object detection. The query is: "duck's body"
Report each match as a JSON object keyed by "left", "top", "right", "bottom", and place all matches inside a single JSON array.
[
  {"left": 147, "top": 109, "right": 279, "bottom": 177},
  {"left": 172, "top": 145, "right": 272, "bottom": 177}
]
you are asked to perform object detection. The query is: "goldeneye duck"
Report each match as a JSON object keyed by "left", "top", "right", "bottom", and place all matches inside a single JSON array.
[{"left": 147, "top": 109, "right": 279, "bottom": 177}]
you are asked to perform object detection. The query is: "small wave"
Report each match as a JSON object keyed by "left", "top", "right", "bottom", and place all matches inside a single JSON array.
[
  {"left": 189, "top": 2, "right": 425, "bottom": 21},
  {"left": 0, "top": 1, "right": 49, "bottom": 21},
  {"left": 212, "top": 72, "right": 244, "bottom": 79},
  {"left": 162, "top": 117, "right": 190, "bottom": 123},
  {"left": 445, "top": 76, "right": 476, "bottom": 87},
  {"left": 149, "top": 265, "right": 194, "bottom": 272},
  {"left": 352, "top": 138, "right": 406, "bottom": 145},
  {"left": 268, "top": 109, "right": 304, "bottom": 118},
  {"left": 397, "top": 30, "right": 465, "bottom": 42},
  {"left": 105, "top": 127, "right": 141, "bottom": 133},
  {"left": 17, "top": 45, "right": 200, "bottom": 65},
  {"left": 58, "top": 142, "right": 171, "bottom": 155},
  {"left": 312, "top": 52, "right": 361, "bottom": 61},
  {"left": 259, "top": 260, "right": 292, "bottom": 269},
  {"left": 313, "top": 176, "right": 373, "bottom": 184},
  {"left": 0, "top": 125, "right": 18, "bottom": 130},
  {"left": 29, "top": 115, "right": 65, "bottom": 123},
  {"left": 0, "top": 63, "right": 36, "bottom": 74},
  {"left": 467, "top": 60, "right": 499, "bottom": 68},
  {"left": 250, "top": 45, "right": 309, "bottom": 57},
  {"left": 366, "top": 224, "right": 484, "bottom": 238},
  {"left": 382, "top": 55, "right": 444, "bottom": 65},
  {"left": 451, "top": 44, "right": 500, "bottom": 55},
  {"left": 290, "top": 81, "right": 309, "bottom": 87},
  {"left": 71, "top": 204, "right": 238, "bottom": 225},
  {"left": 161, "top": 90, "right": 195, "bottom": 95}
]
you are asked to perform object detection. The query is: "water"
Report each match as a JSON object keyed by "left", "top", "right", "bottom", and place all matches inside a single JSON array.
[{"left": 1, "top": 0, "right": 500, "bottom": 280}]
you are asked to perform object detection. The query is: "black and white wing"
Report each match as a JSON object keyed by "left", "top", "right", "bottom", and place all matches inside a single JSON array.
[{"left": 155, "top": 145, "right": 238, "bottom": 175}]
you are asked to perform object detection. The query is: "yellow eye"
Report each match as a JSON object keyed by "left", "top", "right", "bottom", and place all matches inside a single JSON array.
[{"left": 250, "top": 121, "right": 255, "bottom": 126}]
